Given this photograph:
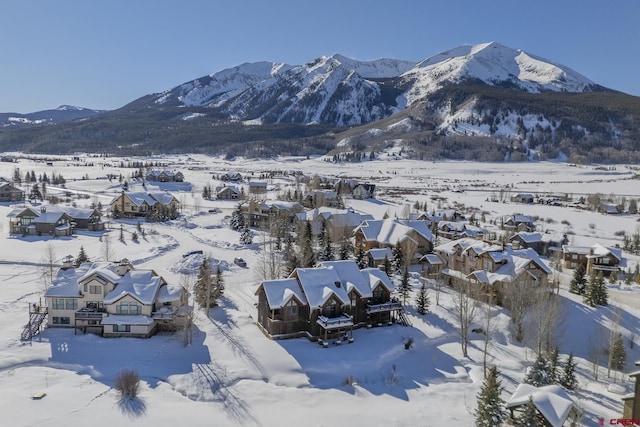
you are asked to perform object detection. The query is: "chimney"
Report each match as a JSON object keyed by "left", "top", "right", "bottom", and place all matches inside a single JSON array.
[
  {"left": 61, "top": 255, "right": 74, "bottom": 270},
  {"left": 334, "top": 281, "right": 341, "bottom": 288},
  {"left": 116, "top": 258, "right": 131, "bottom": 276},
  {"left": 40, "top": 206, "right": 46, "bottom": 213}
]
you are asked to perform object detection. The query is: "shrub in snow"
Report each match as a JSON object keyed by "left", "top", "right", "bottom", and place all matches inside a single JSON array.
[{"left": 114, "top": 369, "right": 140, "bottom": 399}]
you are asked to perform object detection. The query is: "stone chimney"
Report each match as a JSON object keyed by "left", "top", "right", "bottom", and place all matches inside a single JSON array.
[
  {"left": 116, "top": 258, "right": 131, "bottom": 276},
  {"left": 61, "top": 255, "right": 74, "bottom": 270}
]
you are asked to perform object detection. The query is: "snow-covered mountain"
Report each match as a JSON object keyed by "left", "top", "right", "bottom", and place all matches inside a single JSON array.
[
  {"left": 399, "top": 41, "right": 597, "bottom": 105},
  {"left": 147, "top": 42, "right": 600, "bottom": 127},
  {"left": 0, "top": 105, "right": 105, "bottom": 127}
]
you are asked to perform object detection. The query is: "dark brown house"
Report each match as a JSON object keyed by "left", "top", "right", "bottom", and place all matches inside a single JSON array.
[{"left": 255, "top": 260, "right": 401, "bottom": 341}]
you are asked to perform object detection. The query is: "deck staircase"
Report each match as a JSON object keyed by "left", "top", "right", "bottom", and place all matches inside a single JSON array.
[
  {"left": 397, "top": 308, "right": 412, "bottom": 327},
  {"left": 21, "top": 308, "right": 48, "bottom": 341}
]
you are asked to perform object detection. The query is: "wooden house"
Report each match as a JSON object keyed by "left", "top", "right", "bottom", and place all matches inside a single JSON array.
[
  {"left": 0, "top": 181, "right": 24, "bottom": 202},
  {"left": 562, "top": 243, "right": 624, "bottom": 276},
  {"left": 354, "top": 219, "right": 434, "bottom": 264},
  {"left": 255, "top": 260, "right": 400, "bottom": 340}
]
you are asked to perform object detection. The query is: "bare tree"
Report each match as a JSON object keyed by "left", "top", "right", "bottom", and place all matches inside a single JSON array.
[
  {"left": 179, "top": 274, "right": 196, "bottom": 347},
  {"left": 526, "top": 291, "right": 565, "bottom": 356},
  {"left": 481, "top": 293, "right": 495, "bottom": 378},
  {"left": 451, "top": 281, "right": 479, "bottom": 358},
  {"left": 40, "top": 242, "right": 57, "bottom": 290},
  {"left": 255, "top": 232, "right": 282, "bottom": 281},
  {"left": 588, "top": 328, "right": 607, "bottom": 381},
  {"left": 503, "top": 279, "right": 534, "bottom": 342},
  {"left": 102, "top": 234, "right": 115, "bottom": 262},
  {"left": 607, "top": 307, "right": 623, "bottom": 379}
]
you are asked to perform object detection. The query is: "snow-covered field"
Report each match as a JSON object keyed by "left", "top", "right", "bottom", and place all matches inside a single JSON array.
[{"left": 1, "top": 154, "right": 639, "bottom": 426}]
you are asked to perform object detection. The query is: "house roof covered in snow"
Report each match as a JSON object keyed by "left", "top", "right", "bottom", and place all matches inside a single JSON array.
[
  {"left": 354, "top": 219, "right": 434, "bottom": 245},
  {"left": 257, "top": 278, "right": 307, "bottom": 309},
  {"left": 103, "top": 270, "right": 163, "bottom": 305},
  {"left": 293, "top": 267, "right": 350, "bottom": 307},
  {"left": 506, "top": 384, "right": 577, "bottom": 427},
  {"left": 320, "top": 260, "right": 373, "bottom": 299}
]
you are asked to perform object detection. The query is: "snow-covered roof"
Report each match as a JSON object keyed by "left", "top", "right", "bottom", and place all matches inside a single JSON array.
[
  {"left": 562, "top": 243, "right": 622, "bottom": 261},
  {"left": 366, "top": 247, "right": 393, "bottom": 261},
  {"left": 294, "top": 267, "right": 350, "bottom": 307},
  {"left": 113, "top": 192, "right": 157, "bottom": 207},
  {"left": 157, "top": 285, "right": 184, "bottom": 303},
  {"left": 6, "top": 206, "right": 39, "bottom": 218},
  {"left": 32, "top": 212, "right": 67, "bottom": 224},
  {"left": 362, "top": 268, "right": 394, "bottom": 293},
  {"left": 103, "top": 270, "right": 163, "bottom": 305},
  {"left": 422, "top": 254, "right": 443, "bottom": 265},
  {"left": 354, "top": 219, "right": 434, "bottom": 245},
  {"left": 506, "top": 384, "right": 576, "bottom": 427},
  {"left": 149, "top": 192, "right": 177, "bottom": 205},
  {"left": 320, "top": 260, "right": 373, "bottom": 298},
  {"left": 258, "top": 278, "right": 307, "bottom": 309}
]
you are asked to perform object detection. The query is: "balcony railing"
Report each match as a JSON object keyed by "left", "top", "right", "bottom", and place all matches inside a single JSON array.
[
  {"left": 75, "top": 309, "right": 105, "bottom": 320},
  {"left": 365, "top": 300, "right": 402, "bottom": 314},
  {"left": 316, "top": 314, "right": 353, "bottom": 330}
]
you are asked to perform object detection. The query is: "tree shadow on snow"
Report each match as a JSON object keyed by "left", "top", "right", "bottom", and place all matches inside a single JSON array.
[
  {"left": 118, "top": 395, "right": 147, "bottom": 419},
  {"left": 277, "top": 324, "right": 468, "bottom": 401},
  {"left": 45, "top": 325, "right": 212, "bottom": 390}
]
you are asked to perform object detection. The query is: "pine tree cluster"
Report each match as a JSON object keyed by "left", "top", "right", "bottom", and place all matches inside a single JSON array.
[{"left": 583, "top": 272, "right": 608, "bottom": 307}]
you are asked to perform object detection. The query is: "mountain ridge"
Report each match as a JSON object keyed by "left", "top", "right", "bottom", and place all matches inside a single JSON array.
[{"left": 0, "top": 42, "right": 638, "bottom": 163}]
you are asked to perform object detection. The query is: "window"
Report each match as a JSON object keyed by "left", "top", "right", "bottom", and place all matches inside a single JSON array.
[
  {"left": 52, "top": 317, "right": 70, "bottom": 325},
  {"left": 65, "top": 299, "right": 78, "bottom": 310},
  {"left": 89, "top": 285, "right": 101, "bottom": 295},
  {"left": 113, "top": 324, "right": 130, "bottom": 333},
  {"left": 483, "top": 259, "right": 492, "bottom": 272},
  {"left": 284, "top": 300, "right": 298, "bottom": 317},
  {"left": 116, "top": 301, "right": 141, "bottom": 315},
  {"left": 350, "top": 293, "right": 357, "bottom": 307},
  {"left": 52, "top": 299, "right": 65, "bottom": 310},
  {"left": 323, "top": 300, "right": 337, "bottom": 318}
]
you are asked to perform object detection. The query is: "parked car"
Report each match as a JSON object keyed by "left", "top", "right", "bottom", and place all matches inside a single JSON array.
[{"left": 234, "top": 257, "right": 247, "bottom": 267}]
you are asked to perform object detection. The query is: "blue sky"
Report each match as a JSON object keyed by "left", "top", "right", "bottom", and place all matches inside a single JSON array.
[{"left": 1, "top": 0, "right": 638, "bottom": 113}]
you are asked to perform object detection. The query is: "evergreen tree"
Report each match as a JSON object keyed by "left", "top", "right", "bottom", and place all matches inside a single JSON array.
[
  {"left": 301, "top": 220, "right": 315, "bottom": 267},
  {"left": 194, "top": 258, "right": 220, "bottom": 310},
  {"left": 415, "top": 282, "right": 430, "bottom": 315},
  {"left": 355, "top": 245, "right": 367, "bottom": 269},
  {"left": 548, "top": 346, "right": 560, "bottom": 384},
  {"left": 383, "top": 256, "right": 392, "bottom": 276},
  {"left": 610, "top": 333, "right": 627, "bottom": 373},
  {"left": 75, "top": 246, "right": 89, "bottom": 267},
  {"left": 399, "top": 267, "right": 411, "bottom": 305},
  {"left": 475, "top": 365, "right": 507, "bottom": 427},
  {"left": 559, "top": 353, "right": 578, "bottom": 391},
  {"left": 569, "top": 263, "right": 587, "bottom": 295},
  {"left": 320, "top": 235, "right": 334, "bottom": 261},
  {"left": 584, "top": 272, "right": 607, "bottom": 307},
  {"left": 240, "top": 227, "right": 253, "bottom": 245},
  {"left": 392, "top": 243, "right": 404, "bottom": 275},
  {"left": 338, "top": 236, "right": 351, "bottom": 260},
  {"left": 230, "top": 204, "right": 246, "bottom": 231},
  {"left": 514, "top": 396, "right": 538, "bottom": 427},
  {"left": 524, "top": 353, "right": 553, "bottom": 387}
]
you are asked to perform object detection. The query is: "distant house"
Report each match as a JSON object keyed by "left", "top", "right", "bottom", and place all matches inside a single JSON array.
[
  {"left": 420, "top": 253, "right": 445, "bottom": 277},
  {"left": 246, "top": 200, "right": 304, "bottom": 229},
  {"left": 509, "top": 232, "right": 568, "bottom": 257},
  {"left": 145, "top": 169, "right": 184, "bottom": 182},
  {"left": 435, "top": 238, "right": 551, "bottom": 306},
  {"left": 295, "top": 207, "right": 373, "bottom": 238},
  {"left": 502, "top": 214, "right": 536, "bottom": 232},
  {"left": 354, "top": 219, "right": 434, "bottom": 264},
  {"left": 255, "top": 260, "right": 402, "bottom": 340},
  {"left": 220, "top": 172, "right": 243, "bottom": 182},
  {"left": 511, "top": 193, "right": 535, "bottom": 204},
  {"left": 0, "top": 181, "right": 24, "bottom": 202},
  {"left": 110, "top": 191, "right": 179, "bottom": 220},
  {"left": 44, "top": 258, "right": 187, "bottom": 337},
  {"left": 352, "top": 183, "right": 376, "bottom": 200},
  {"left": 506, "top": 384, "right": 579, "bottom": 427},
  {"left": 437, "top": 221, "right": 485, "bottom": 240},
  {"left": 216, "top": 185, "right": 241, "bottom": 200},
  {"left": 562, "top": 243, "right": 624, "bottom": 276},
  {"left": 7, "top": 206, "right": 80, "bottom": 237},
  {"left": 601, "top": 202, "right": 621, "bottom": 215},
  {"left": 248, "top": 181, "right": 268, "bottom": 196}
]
